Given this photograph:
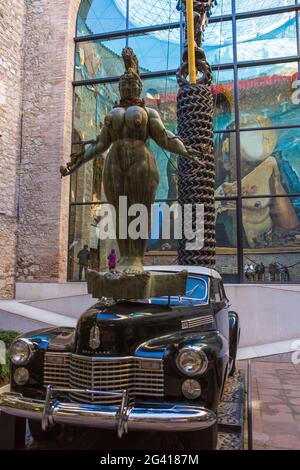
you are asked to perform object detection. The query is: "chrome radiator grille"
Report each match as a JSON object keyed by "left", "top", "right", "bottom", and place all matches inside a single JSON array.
[{"left": 44, "top": 353, "right": 164, "bottom": 404}]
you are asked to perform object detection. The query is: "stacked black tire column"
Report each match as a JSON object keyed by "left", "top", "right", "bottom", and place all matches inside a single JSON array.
[{"left": 177, "top": 0, "right": 216, "bottom": 267}]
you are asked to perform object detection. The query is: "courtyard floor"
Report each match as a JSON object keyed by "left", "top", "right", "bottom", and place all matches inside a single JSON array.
[{"left": 239, "top": 353, "right": 300, "bottom": 450}]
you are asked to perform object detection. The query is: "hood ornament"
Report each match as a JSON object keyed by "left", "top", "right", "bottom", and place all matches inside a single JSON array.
[{"left": 89, "top": 324, "right": 100, "bottom": 350}]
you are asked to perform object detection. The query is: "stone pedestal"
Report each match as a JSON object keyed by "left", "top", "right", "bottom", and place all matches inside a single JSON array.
[{"left": 87, "top": 270, "right": 188, "bottom": 300}]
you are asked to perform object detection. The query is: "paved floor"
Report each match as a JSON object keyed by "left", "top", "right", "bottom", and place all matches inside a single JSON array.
[{"left": 239, "top": 353, "right": 300, "bottom": 450}]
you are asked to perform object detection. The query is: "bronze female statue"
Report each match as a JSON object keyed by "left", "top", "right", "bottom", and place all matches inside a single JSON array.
[{"left": 61, "top": 48, "right": 200, "bottom": 274}]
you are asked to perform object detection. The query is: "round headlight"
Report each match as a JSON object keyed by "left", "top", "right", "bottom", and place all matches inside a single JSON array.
[
  {"left": 176, "top": 347, "right": 208, "bottom": 376},
  {"left": 13, "top": 367, "right": 30, "bottom": 386},
  {"left": 9, "top": 339, "right": 34, "bottom": 365},
  {"left": 182, "top": 379, "right": 201, "bottom": 399}
]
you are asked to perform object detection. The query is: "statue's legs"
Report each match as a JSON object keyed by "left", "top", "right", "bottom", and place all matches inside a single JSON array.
[
  {"left": 102, "top": 150, "right": 126, "bottom": 265},
  {"left": 103, "top": 145, "right": 159, "bottom": 273},
  {"left": 125, "top": 149, "right": 159, "bottom": 272}
]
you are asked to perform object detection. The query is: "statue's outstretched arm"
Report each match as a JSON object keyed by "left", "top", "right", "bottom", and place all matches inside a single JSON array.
[
  {"left": 60, "top": 126, "right": 111, "bottom": 176},
  {"left": 148, "top": 108, "right": 202, "bottom": 164}
]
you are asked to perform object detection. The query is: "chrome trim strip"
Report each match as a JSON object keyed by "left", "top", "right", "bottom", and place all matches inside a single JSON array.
[
  {"left": 0, "top": 392, "right": 217, "bottom": 433},
  {"left": 181, "top": 315, "right": 214, "bottom": 330},
  {"left": 44, "top": 352, "right": 163, "bottom": 362}
]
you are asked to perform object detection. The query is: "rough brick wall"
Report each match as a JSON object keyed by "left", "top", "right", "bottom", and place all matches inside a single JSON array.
[
  {"left": 17, "top": 0, "right": 81, "bottom": 284},
  {"left": 0, "top": 1, "right": 26, "bottom": 298},
  {"left": 0, "top": 0, "right": 177, "bottom": 297}
]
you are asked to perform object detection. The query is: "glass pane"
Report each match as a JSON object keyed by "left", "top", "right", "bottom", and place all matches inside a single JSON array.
[
  {"left": 240, "top": 128, "right": 300, "bottom": 195},
  {"left": 69, "top": 204, "right": 97, "bottom": 280},
  {"left": 146, "top": 201, "right": 180, "bottom": 253},
  {"left": 77, "top": 0, "right": 126, "bottom": 36},
  {"left": 211, "top": 0, "right": 232, "bottom": 16},
  {"left": 236, "top": 0, "right": 296, "bottom": 13},
  {"left": 242, "top": 196, "right": 300, "bottom": 250},
  {"left": 216, "top": 253, "right": 238, "bottom": 282},
  {"left": 216, "top": 200, "right": 238, "bottom": 282},
  {"left": 243, "top": 252, "right": 300, "bottom": 283},
  {"left": 204, "top": 19, "right": 233, "bottom": 65},
  {"left": 212, "top": 68, "right": 235, "bottom": 131},
  {"left": 70, "top": 142, "right": 105, "bottom": 204},
  {"left": 75, "top": 38, "right": 126, "bottom": 81},
  {"left": 185, "top": 277, "right": 209, "bottom": 302},
  {"left": 238, "top": 63, "right": 299, "bottom": 128},
  {"left": 68, "top": 203, "right": 119, "bottom": 281},
  {"left": 73, "top": 83, "right": 119, "bottom": 142},
  {"left": 127, "top": 0, "right": 180, "bottom": 29},
  {"left": 142, "top": 76, "right": 178, "bottom": 200},
  {"left": 216, "top": 199, "right": 238, "bottom": 248},
  {"left": 128, "top": 30, "right": 180, "bottom": 72},
  {"left": 236, "top": 12, "right": 297, "bottom": 61},
  {"left": 215, "top": 130, "right": 237, "bottom": 195}
]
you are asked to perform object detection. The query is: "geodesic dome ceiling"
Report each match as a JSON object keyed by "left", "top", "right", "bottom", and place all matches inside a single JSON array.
[
  {"left": 114, "top": 0, "right": 294, "bottom": 44},
  {"left": 78, "top": 0, "right": 295, "bottom": 46},
  {"left": 77, "top": 0, "right": 297, "bottom": 73}
]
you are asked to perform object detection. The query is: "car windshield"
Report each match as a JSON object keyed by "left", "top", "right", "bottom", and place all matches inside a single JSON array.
[{"left": 149, "top": 276, "right": 209, "bottom": 306}]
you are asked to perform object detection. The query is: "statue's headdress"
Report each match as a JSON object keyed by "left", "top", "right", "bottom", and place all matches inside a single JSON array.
[{"left": 118, "top": 47, "right": 145, "bottom": 108}]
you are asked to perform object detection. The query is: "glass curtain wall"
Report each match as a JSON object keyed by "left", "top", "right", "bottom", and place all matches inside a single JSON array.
[{"left": 69, "top": 0, "right": 300, "bottom": 283}]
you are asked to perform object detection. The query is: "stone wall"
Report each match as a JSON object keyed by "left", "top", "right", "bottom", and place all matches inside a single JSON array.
[
  {"left": 0, "top": 0, "right": 85, "bottom": 296},
  {"left": 17, "top": 0, "right": 81, "bottom": 284},
  {"left": 0, "top": 0, "right": 26, "bottom": 298}
]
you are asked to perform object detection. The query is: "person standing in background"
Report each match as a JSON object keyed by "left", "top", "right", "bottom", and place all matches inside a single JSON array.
[
  {"left": 77, "top": 244, "right": 90, "bottom": 281},
  {"left": 108, "top": 249, "right": 117, "bottom": 271}
]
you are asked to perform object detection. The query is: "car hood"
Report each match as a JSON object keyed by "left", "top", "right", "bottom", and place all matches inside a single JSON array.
[{"left": 74, "top": 300, "right": 215, "bottom": 356}]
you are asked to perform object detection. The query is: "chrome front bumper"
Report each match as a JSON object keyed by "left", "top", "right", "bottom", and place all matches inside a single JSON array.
[{"left": 0, "top": 390, "right": 216, "bottom": 437}]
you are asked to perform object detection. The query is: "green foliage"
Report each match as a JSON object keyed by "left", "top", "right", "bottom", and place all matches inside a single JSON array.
[{"left": 0, "top": 330, "right": 19, "bottom": 386}]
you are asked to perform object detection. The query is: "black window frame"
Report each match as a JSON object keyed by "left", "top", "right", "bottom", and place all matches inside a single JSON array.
[{"left": 69, "top": 0, "right": 300, "bottom": 283}]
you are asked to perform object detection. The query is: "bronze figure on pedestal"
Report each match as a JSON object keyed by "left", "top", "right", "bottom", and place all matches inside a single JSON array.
[{"left": 61, "top": 48, "right": 201, "bottom": 277}]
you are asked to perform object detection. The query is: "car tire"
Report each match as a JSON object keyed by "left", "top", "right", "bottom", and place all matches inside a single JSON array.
[
  {"left": 178, "top": 422, "right": 218, "bottom": 450},
  {"left": 28, "top": 419, "right": 61, "bottom": 442}
]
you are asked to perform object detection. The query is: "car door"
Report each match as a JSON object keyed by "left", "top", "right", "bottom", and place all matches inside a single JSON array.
[{"left": 210, "top": 278, "right": 229, "bottom": 341}]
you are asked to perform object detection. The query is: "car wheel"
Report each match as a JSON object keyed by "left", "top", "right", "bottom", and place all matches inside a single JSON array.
[
  {"left": 28, "top": 419, "right": 61, "bottom": 442},
  {"left": 178, "top": 422, "right": 218, "bottom": 450}
]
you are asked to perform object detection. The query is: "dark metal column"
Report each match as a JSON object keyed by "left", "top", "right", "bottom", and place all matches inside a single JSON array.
[{"left": 177, "top": 0, "right": 216, "bottom": 267}]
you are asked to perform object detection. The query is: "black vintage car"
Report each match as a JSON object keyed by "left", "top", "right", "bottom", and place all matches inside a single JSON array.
[{"left": 0, "top": 266, "right": 240, "bottom": 450}]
